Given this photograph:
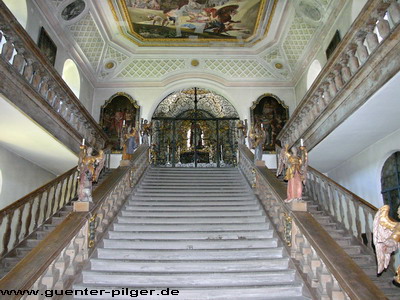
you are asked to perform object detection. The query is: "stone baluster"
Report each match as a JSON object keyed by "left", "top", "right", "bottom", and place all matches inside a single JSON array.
[
  {"left": 0, "top": 29, "right": 3, "bottom": 43},
  {"left": 39, "top": 76, "right": 50, "bottom": 99},
  {"left": 12, "top": 45, "right": 26, "bottom": 74},
  {"left": 346, "top": 45, "right": 360, "bottom": 75},
  {"left": 1, "top": 35, "right": 15, "bottom": 62},
  {"left": 32, "top": 69, "right": 44, "bottom": 91},
  {"left": 376, "top": 10, "right": 390, "bottom": 39},
  {"left": 23, "top": 58, "right": 35, "bottom": 83},
  {"left": 365, "top": 21, "right": 379, "bottom": 52},
  {"left": 322, "top": 82, "right": 332, "bottom": 104},
  {"left": 46, "top": 85, "right": 57, "bottom": 105},
  {"left": 327, "top": 74, "right": 337, "bottom": 98},
  {"left": 355, "top": 32, "right": 369, "bottom": 64},
  {"left": 339, "top": 54, "right": 352, "bottom": 83},
  {"left": 388, "top": 0, "right": 400, "bottom": 24},
  {"left": 333, "top": 65, "right": 344, "bottom": 90}
]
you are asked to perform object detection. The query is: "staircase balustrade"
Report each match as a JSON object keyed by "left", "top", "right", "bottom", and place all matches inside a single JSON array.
[
  {"left": 0, "top": 167, "right": 78, "bottom": 260},
  {"left": 277, "top": 0, "right": 400, "bottom": 150},
  {"left": 238, "top": 145, "right": 385, "bottom": 300},
  {"left": 0, "top": 1, "right": 108, "bottom": 151},
  {"left": 305, "top": 166, "right": 378, "bottom": 256},
  {"left": 0, "top": 145, "right": 149, "bottom": 297}
]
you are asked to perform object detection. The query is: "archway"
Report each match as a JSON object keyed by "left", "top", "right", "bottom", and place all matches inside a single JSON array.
[
  {"left": 62, "top": 59, "right": 81, "bottom": 98},
  {"left": 307, "top": 59, "right": 322, "bottom": 90},
  {"left": 151, "top": 87, "right": 239, "bottom": 167},
  {"left": 381, "top": 151, "right": 400, "bottom": 221},
  {"left": 3, "top": 0, "right": 28, "bottom": 28}
]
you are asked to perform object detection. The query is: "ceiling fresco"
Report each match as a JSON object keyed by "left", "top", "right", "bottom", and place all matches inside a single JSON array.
[{"left": 109, "top": 0, "right": 277, "bottom": 47}]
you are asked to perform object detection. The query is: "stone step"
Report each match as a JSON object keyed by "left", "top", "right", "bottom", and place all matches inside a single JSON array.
[
  {"left": 140, "top": 182, "right": 248, "bottom": 187},
  {"left": 73, "top": 284, "right": 307, "bottom": 300},
  {"left": 96, "top": 248, "right": 285, "bottom": 260},
  {"left": 112, "top": 223, "right": 270, "bottom": 232},
  {"left": 142, "top": 179, "right": 245, "bottom": 184},
  {"left": 126, "top": 201, "right": 259, "bottom": 207},
  {"left": 81, "top": 270, "right": 297, "bottom": 287},
  {"left": 132, "top": 192, "right": 252, "bottom": 197},
  {"left": 120, "top": 210, "right": 263, "bottom": 217},
  {"left": 116, "top": 216, "right": 267, "bottom": 224},
  {"left": 102, "top": 238, "right": 278, "bottom": 250},
  {"left": 136, "top": 187, "right": 249, "bottom": 192},
  {"left": 129, "top": 196, "right": 256, "bottom": 201},
  {"left": 124, "top": 206, "right": 261, "bottom": 212},
  {"left": 107, "top": 230, "right": 274, "bottom": 240},
  {"left": 89, "top": 258, "right": 290, "bottom": 272}
]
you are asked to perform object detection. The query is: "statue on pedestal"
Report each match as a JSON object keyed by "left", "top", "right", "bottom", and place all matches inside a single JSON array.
[
  {"left": 237, "top": 119, "right": 248, "bottom": 145},
  {"left": 276, "top": 144, "right": 308, "bottom": 203},
  {"left": 122, "top": 127, "right": 139, "bottom": 160},
  {"left": 249, "top": 124, "right": 266, "bottom": 161},
  {"left": 77, "top": 145, "right": 105, "bottom": 202},
  {"left": 141, "top": 119, "right": 152, "bottom": 145},
  {"left": 373, "top": 205, "right": 400, "bottom": 285}
]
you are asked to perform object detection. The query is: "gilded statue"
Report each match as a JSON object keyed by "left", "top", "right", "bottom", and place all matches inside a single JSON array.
[
  {"left": 276, "top": 144, "right": 308, "bottom": 202},
  {"left": 249, "top": 124, "right": 266, "bottom": 161},
  {"left": 373, "top": 205, "right": 400, "bottom": 284},
  {"left": 77, "top": 146, "right": 105, "bottom": 202}
]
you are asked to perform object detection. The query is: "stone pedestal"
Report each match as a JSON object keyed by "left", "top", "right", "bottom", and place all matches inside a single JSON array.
[
  {"left": 120, "top": 159, "right": 131, "bottom": 167},
  {"left": 73, "top": 201, "right": 90, "bottom": 212},
  {"left": 255, "top": 160, "right": 265, "bottom": 167},
  {"left": 288, "top": 200, "right": 307, "bottom": 212}
]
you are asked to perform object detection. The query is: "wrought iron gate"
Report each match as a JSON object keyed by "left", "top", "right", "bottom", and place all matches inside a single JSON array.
[{"left": 151, "top": 88, "right": 239, "bottom": 168}]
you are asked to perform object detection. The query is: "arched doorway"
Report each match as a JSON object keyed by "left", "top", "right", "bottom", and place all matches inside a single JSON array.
[
  {"left": 381, "top": 151, "right": 400, "bottom": 221},
  {"left": 151, "top": 88, "right": 239, "bottom": 168}
]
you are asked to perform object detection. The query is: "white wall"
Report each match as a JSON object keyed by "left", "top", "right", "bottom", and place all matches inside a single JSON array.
[
  {"left": 327, "top": 128, "right": 400, "bottom": 209},
  {"left": 0, "top": 145, "right": 56, "bottom": 210}
]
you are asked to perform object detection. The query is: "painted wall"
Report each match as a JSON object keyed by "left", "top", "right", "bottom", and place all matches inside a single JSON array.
[
  {"left": 0, "top": 145, "right": 56, "bottom": 210},
  {"left": 327, "top": 128, "right": 400, "bottom": 209}
]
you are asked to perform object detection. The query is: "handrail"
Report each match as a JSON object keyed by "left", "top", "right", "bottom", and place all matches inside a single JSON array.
[
  {"left": 0, "top": 167, "right": 78, "bottom": 259},
  {"left": 0, "top": 145, "right": 149, "bottom": 297},
  {"left": 277, "top": 0, "right": 400, "bottom": 150},
  {"left": 238, "top": 144, "right": 386, "bottom": 299},
  {"left": 0, "top": 0, "right": 108, "bottom": 151},
  {"left": 306, "top": 166, "right": 378, "bottom": 255}
]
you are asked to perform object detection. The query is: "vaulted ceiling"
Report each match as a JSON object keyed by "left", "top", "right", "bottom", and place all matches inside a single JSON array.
[{"left": 37, "top": 0, "right": 344, "bottom": 86}]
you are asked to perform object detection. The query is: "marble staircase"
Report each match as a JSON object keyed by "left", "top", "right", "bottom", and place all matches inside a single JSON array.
[{"left": 73, "top": 167, "right": 311, "bottom": 299}]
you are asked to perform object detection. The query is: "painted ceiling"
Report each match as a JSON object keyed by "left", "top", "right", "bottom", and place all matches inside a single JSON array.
[
  {"left": 109, "top": 0, "right": 276, "bottom": 47},
  {"left": 37, "top": 0, "right": 344, "bottom": 86}
]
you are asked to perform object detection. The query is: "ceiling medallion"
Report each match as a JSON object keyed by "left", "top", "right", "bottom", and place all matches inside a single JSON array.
[
  {"left": 191, "top": 59, "right": 199, "bottom": 67},
  {"left": 109, "top": 0, "right": 277, "bottom": 47},
  {"left": 275, "top": 62, "right": 283, "bottom": 69}
]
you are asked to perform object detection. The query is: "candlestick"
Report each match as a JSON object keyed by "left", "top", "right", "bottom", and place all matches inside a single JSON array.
[
  {"left": 123, "top": 120, "right": 126, "bottom": 126},
  {"left": 300, "top": 139, "right": 304, "bottom": 147},
  {"left": 82, "top": 138, "right": 85, "bottom": 146}
]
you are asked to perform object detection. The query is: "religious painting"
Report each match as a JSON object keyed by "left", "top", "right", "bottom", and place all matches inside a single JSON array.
[
  {"left": 109, "top": 0, "right": 276, "bottom": 46},
  {"left": 61, "top": 0, "right": 86, "bottom": 21},
  {"left": 37, "top": 27, "right": 57, "bottom": 66},
  {"left": 326, "top": 30, "right": 341, "bottom": 60},
  {"left": 250, "top": 94, "right": 288, "bottom": 153},
  {"left": 100, "top": 93, "right": 140, "bottom": 152}
]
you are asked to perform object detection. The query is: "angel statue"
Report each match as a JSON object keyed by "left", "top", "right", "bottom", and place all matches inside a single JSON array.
[
  {"left": 249, "top": 124, "right": 266, "bottom": 161},
  {"left": 237, "top": 119, "right": 248, "bottom": 145},
  {"left": 141, "top": 119, "right": 152, "bottom": 145},
  {"left": 276, "top": 144, "right": 308, "bottom": 202},
  {"left": 373, "top": 205, "right": 400, "bottom": 285},
  {"left": 77, "top": 146, "right": 105, "bottom": 202}
]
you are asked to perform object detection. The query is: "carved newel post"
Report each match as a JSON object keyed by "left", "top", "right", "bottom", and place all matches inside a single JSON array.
[{"left": 74, "top": 143, "right": 105, "bottom": 212}]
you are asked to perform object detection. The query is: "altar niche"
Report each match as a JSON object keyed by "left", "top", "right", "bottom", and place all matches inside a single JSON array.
[{"left": 151, "top": 88, "right": 239, "bottom": 168}]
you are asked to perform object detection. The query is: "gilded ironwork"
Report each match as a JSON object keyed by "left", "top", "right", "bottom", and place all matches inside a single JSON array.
[
  {"left": 88, "top": 213, "right": 97, "bottom": 248},
  {"left": 283, "top": 212, "right": 292, "bottom": 247}
]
